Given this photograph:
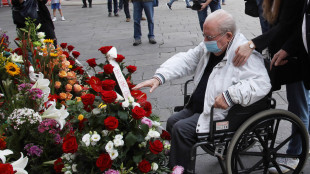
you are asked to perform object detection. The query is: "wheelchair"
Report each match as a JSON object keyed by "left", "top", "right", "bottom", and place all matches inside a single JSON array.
[{"left": 174, "top": 79, "right": 309, "bottom": 174}]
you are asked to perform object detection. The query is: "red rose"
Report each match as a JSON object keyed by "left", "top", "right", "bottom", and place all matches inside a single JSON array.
[
  {"left": 141, "top": 101, "right": 152, "bottom": 117},
  {"left": 87, "top": 76, "right": 103, "bottom": 92},
  {"left": 62, "top": 133, "right": 78, "bottom": 153},
  {"left": 63, "top": 51, "right": 69, "bottom": 58},
  {"left": 102, "top": 79, "right": 116, "bottom": 91},
  {"left": 72, "top": 66, "right": 84, "bottom": 75},
  {"left": 54, "top": 158, "right": 64, "bottom": 173},
  {"left": 126, "top": 65, "right": 137, "bottom": 73},
  {"left": 14, "top": 47, "right": 22, "bottom": 55},
  {"left": 131, "top": 106, "right": 146, "bottom": 120},
  {"left": 81, "top": 94, "right": 95, "bottom": 106},
  {"left": 48, "top": 94, "right": 59, "bottom": 102},
  {"left": 79, "top": 118, "right": 88, "bottom": 131},
  {"left": 96, "top": 153, "right": 112, "bottom": 172},
  {"left": 0, "top": 136, "right": 6, "bottom": 150},
  {"left": 98, "top": 46, "right": 113, "bottom": 54},
  {"left": 103, "top": 64, "right": 114, "bottom": 74},
  {"left": 160, "top": 130, "right": 171, "bottom": 140},
  {"left": 131, "top": 90, "right": 147, "bottom": 104},
  {"left": 0, "top": 163, "right": 14, "bottom": 174},
  {"left": 86, "top": 58, "right": 97, "bottom": 68},
  {"left": 138, "top": 159, "right": 151, "bottom": 173},
  {"left": 60, "top": 43, "right": 67, "bottom": 49},
  {"left": 149, "top": 140, "right": 164, "bottom": 154},
  {"left": 72, "top": 51, "right": 80, "bottom": 58},
  {"left": 67, "top": 45, "right": 75, "bottom": 52},
  {"left": 68, "top": 59, "right": 75, "bottom": 65},
  {"left": 101, "top": 90, "right": 117, "bottom": 103},
  {"left": 104, "top": 116, "right": 119, "bottom": 130},
  {"left": 115, "top": 54, "right": 125, "bottom": 62}
]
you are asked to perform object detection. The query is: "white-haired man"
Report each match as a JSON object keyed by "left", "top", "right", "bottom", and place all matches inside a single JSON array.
[{"left": 133, "top": 9, "right": 271, "bottom": 172}]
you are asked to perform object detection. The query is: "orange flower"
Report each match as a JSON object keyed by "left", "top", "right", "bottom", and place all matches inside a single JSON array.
[
  {"left": 55, "top": 81, "right": 62, "bottom": 89},
  {"left": 59, "top": 54, "right": 67, "bottom": 61},
  {"left": 59, "top": 70, "right": 67, "bottom": 78},
  {"left": 59, "top": 92, "right": 67, "bottom": 100},
  {"left": 65, "top": 84, "right": 72, "bottom": 92},
  {"left": 66, "top": 92, "right": 73, "bottom": 100},
  {"left": 73, "top": 84, "right": 83, "bottom": 93},
  {"left": 68, "top": 79, "right": 77, "bottom": 85},
  {"left": 75, "top": 97, "right": 81, "bottom": 102},
  {"left": 62, "top": 60, "right": 70, "bottom": 69},
  {"left": 67, "top": 71, "right": 76, "bottom": 80}
]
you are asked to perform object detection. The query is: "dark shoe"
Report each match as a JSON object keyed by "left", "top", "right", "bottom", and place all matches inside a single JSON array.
[
  {"left": 114, "top": 13, "right": 119, "bottom": 17},
  {"left": 141, "top": 16, "right": 146, "bottom": 20},
  {"left": 186, "top": 5, "right": 192, "bottom": 8},
  {"left": 108, "top": 13, "right": 112, "bottom": 17},
  {"left": 89, "top": 4, "right": 92, "bottom": 8},
  {"left": 82, "top": 5, "right": 87, "bottom": 8},
  {"left": 126, "top": 18, "right": 130, "bottom": 22},
  {"left": 166, "top": 3, "right": 172, "bottom": 10},
  {"left": 149, "top": 38, "right": 157, "bottom": 44},
  {"left": 133, "top": 39, "right": 142, "bottom": 46}
]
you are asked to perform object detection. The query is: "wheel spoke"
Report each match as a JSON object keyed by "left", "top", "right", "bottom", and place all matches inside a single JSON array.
[
  {"left": 275, "top": 153, "right": 301, "bottom": 159},
  {"left": 254, "top": 130, "right": 269, "bottom": 150},
  {"left": 271, "top": 159, "right": 284, "bottom": 174},
  {"left": 270, "top": 119, "right": 280, "bottom": 149},
  {"left": 238, "top": 151, "right": 264, "bottom": 157},
  {"left": 274, "top": 132, "right": 296, "bottom": 151}
]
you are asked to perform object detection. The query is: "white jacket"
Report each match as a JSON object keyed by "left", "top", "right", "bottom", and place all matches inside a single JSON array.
[{"left": 154, "top": 32, "right": 271, "bottom": 133}]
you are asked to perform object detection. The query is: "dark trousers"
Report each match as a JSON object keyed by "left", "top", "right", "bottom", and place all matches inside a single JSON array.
[
  {"left": 123, "top": 0, "right": 130, "bottom": 18},
  {"left": 82, "top": 0, "right": 92, "bottom": 7},
  {"left": 108, "top": 0, "right": 118, "bottom": 14},
  {"left": 166, "top": 109, "right": 200, "bottom": 171}
]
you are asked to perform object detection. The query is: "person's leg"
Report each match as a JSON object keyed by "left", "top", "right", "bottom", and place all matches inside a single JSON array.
[
  {"left": 169, "top": 113, "right": 200, "bottom": 170},
  {"left": 286, "top": 81, "right": 310, "bottom": 155},
  {"left": 143, "top": 1, "right": 155, "bottom": 40},
  {"left": 256, "top": 0, "right": 269, "bottom": 33},
  {"left": 53, "top": 8, "right": 56, "bottom": 17},
  {"left": 209, "top": 0, "right": 221, "bottom": 12},
  {"left": 167, "top": 0, "right": 176, "bottom": 6},
  {"left": 123, "top": 0, "right": 130, "bottom": 19},
  {"left": 166, "top": 109, "right": 194, "bottom": 134},
  {"left": 197, "top": 7, "right": 207, "bottom": 31},
  {"left": 108, "top": 0, "right": 112, "bottom": 13},
  {"left": 88, "top": 0, "right": 92, "bottom": 7},
  {"left": 82, "top": 0, "right": 87, "bottom": 7},
  {"left": 133, "top": 1, "right": 143, "bottom": 40},
  {"left": 185, "top": 0, "right": 190, "bottom": 7},
  {"left": 119, "top": 0, "right": 123, "bottom": 10},
  {"left": 113, "top": 0, "right": 118, "bottom": 15}
]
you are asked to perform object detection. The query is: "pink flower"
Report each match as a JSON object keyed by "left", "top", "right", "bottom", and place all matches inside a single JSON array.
[
  {"left": 172, "top": 166, "right": 184, "bottom": 174},
  {"left": 141, "top": 117, "right": 152, "bottom": 128},
  {"left": 104, "top": 169, "right": 120, "bottom": 174}
]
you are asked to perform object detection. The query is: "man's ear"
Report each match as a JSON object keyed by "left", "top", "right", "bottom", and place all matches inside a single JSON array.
[{"left": 226, "top": 32, "right": 233, "bottom": 40}]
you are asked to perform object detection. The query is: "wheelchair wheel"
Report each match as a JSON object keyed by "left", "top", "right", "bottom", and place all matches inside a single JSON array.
[{"left": 226, "top": 109, "right": 309, "bottom": 174}]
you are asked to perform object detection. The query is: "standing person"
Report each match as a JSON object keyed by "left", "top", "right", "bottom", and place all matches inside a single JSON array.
[
  {"left": 256, "top": 0, "right": 269, "bottom": 33},
  {"left": 222, "top": 0, "right": 225, "bottom": 5},
  {"left": 82, "top": 0, "right": 92, "bottom": 8},
  {"left": 132, "top": 0, "right": 156, "bottom": 46},
  {"left": 108, "top": 0, "right": 119, "bottom": 17},
  {"left": 132, "top": 10, "right": 271, "bottom": 172},
  {"left": 166, "top": 0, "right": 191, "bottom": 10},
  {"left": 197, "top": 0, "right": 221, "bottom": 31},
  {"left": 233, "top": 0, "right": 309, "bottom": 173},
  {"left": 123, "top": 0, "right": 130, "bottom": 22},
  {"left": 51, "top": 0, "right": 65, "bottom": 21}
]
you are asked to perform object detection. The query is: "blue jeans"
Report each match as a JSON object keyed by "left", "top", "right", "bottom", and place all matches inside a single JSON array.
[
  {"left": 256, "top": 0, "right": 269, "bottom": 33},
  {"left": 119, "top": 0, "right": 123, "bottom": 9},
  {"left": 123, "top": 0, "right": 130, "bottom": 18},
  {"left": 197, "top": 0, "right": 221, "bottom": 31},
  {"left": 168, "top": 0, "right": 190, "bottom": 7},
  {"left": 108, "top": 0, "right": 118, "bottom": 14},
  {"left": 133, "top": 1, "right": 154, "bottom": 40},
  {"left": 286, "top": 81, "right": 310, "bottom": 155}
]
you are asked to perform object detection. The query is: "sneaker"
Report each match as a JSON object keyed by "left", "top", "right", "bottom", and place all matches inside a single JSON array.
[
  {"left": 222, "top": 2, "right": 226, "bottom": 5},
  {"left": 268, "top": 158, "right": 299, "bottom": 174},
  {"left": 52, "top": 17, "right": 57, "bottom": 22},
  {"left": 141, "top": 16, "right": 146, "bottom": 20},
  {"left": 114, "top": 13, "right": 119, "bottom": 17},
  {"left": 166, "top": 3, "right": 172, "bottom": 10},
  {"left": 61, "top": 16, "right": 65, "bottom": 21},
  {"left": 126, "top": 18, "right": 130, "bottom": 22},
  {"left": 186, "top": 5, "right": 192, "bottom": 8},
  {"left": 133, "top": 39, "right": 141, "bottom": 46},
  {"left": 108, "top": 13, "right": 112, "bottom": 17},
  {"left": 149, "top": 38, "right": 157, "bottom": 44}
]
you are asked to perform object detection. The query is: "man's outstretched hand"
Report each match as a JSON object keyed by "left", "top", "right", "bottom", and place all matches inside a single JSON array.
[{"left": 132, "top": 78, "right": 160, "bottom": 93}]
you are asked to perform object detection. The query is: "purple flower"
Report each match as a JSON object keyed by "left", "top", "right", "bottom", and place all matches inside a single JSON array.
[
  {"left": 104, "top": 169, "right": 120, "bottom": 174},
  {"left": 18, "top": 83, "right": 33, "bottom": 91},
  {"left": 29, "top": 88, "right": 43, "bottom": 100},
  {"left": 24, "top": 143, "right": 43, "bottom": 157}
]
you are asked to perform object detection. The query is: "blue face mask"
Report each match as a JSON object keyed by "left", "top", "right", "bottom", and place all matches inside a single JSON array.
[{"left": 204, "top": 34, "right": 226, "bottom": 53}]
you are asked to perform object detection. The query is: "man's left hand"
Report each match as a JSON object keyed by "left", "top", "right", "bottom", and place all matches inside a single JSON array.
[{"left": 214, "top": 94, "right": 229, "bottom": 109}]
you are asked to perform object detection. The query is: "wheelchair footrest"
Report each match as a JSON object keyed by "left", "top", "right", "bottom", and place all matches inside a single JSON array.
[{"left": 214, "top": 143, "right": 226, "bottom": 160}]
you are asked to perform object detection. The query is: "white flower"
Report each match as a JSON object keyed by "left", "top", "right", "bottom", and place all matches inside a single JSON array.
[
  {"left": 40, "top": 39, "right": 45, "bottom": 44},
  {"left": 31, "top": 73, "right": 50, "bottom": 102},
  {"left": 115, "top": 93, "right": 124, "bottom": 102},
  {"left": 151, "top": 162, "right": 158, "bottom": 171},
  {"left": 11, "top": 153, "right": 28, "bottom": 174},
  {"left": 37, "top": 32, "right": 45, "bottom": 39},
  {"left": 91, "top": 134, "right": 101, "bottom": 142},
  {"left": 153, "top": 121, "right": 161, "bottom": 127},
  {"left": 64, "top": 171, "right": 72, "bottom": 174},
  {"left": 10, "top": 53, "right": 23, "bottom": 63},
  {"left": 105, "top": 141, "right": 114, "bottom": 153},
  {"left": 147, "top": 130, "right": 160, "bottom": 139},
  {"left": 63, "top": 153, "right": 71, "bottom": 161},
  {"left": 72, "top": 164, "right": 77, "bottom": 172},
  {"left": 121, "top": 100, "right": 129, "bottom": 108},
  {"left": 102, "top": 130, "right": 109, "bottom": 136},
  {"left": 114, "top": 134, "right": 123, "bottom": 140},
  {"left": 132, "top": 102, "right": 140, "bottom": 108},
  {"left": 113, "top": 139, "right": 124, "bottom": 147},
  {"left": 0, "top": 149, "right": 13, "bottom": 163},
  {"left": 82, "top": 134, "right": 91, "bottom": 147},
  {"left": 41, "top": 102, "right": 69, "bottom": 129},
  {"left": 91, "top": 108, "right": 101, "bottom": 115},
  {"left": 128, "top": 96, "right": 135, "bottom": 103},
  {"left": 108, "top": 149, "right": 118, "bottom": 160}
]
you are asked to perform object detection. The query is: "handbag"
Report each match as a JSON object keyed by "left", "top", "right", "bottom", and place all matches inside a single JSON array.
[
  {"left": 153, "top": 0, "right": 158, "bottom": 7},
  {"left": 244, "top": 0, "right": 259, "bottom": 17}
]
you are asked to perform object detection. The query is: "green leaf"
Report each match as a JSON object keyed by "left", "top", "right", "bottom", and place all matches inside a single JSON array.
[
  {"left": 133, "top": 152, "right": 143, "bottom": 163},
  {"left": 125, "top": 132, "right": 137, "bottom": 147},
  {"left": 140, "top": 124, "right": 149, "bottom": 135},
  {"left": 118, "top": 110, "right": 128, "bottom": 121}
]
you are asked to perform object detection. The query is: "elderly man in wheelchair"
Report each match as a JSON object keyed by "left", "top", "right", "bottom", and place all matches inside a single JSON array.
[{"left": 133, "top": 9, "right": 309, "bottom": 174}]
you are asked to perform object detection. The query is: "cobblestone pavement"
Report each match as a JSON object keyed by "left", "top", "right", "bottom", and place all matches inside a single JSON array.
[{"left": 0, "top": 0, "right": 309, "bottom": 173}]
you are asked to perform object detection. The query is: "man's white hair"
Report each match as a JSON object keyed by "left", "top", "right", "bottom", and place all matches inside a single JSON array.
[{"left": 205, "top": 9, "right": 237, "bottom": 35}]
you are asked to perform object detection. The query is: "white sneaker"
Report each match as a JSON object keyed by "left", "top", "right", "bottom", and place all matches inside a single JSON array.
[
  {"left": 52, "top": 17, "right": 57, "bottom": 22},
  {"left": 61, "top": 16, "right": 65, "bottom": 21},
  {"left": 268, "top": 158, "right": 299, "bottom": 174}
]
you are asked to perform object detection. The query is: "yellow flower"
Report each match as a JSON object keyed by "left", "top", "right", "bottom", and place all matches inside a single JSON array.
[
  {"left": 99, "top": 103, "right": 107, "bottom": 109},
  {"left": 68, "top": 65, "right": 72, "bottom": 69},
  {"left": 78, "top": 114, "right": 84, "bottom": 121},
  {"left": 5, "top": 62, "right": 20, "bottom": 76},
  {"left": 50, "top": 52, "right": 58, "bottom": 57},
  {"left": 43, "top": 39, "right": 54, "bottom": 44}
]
